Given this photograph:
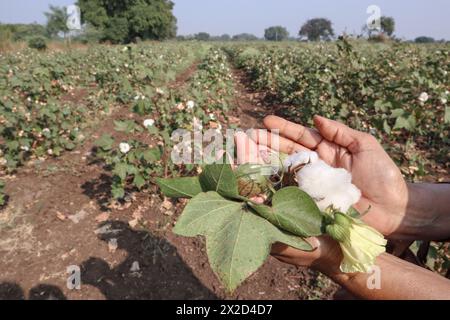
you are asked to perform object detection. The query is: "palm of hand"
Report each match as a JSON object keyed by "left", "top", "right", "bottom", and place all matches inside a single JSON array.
[{"left": 315, "top": 136, "right": 408, "bottom": 237}]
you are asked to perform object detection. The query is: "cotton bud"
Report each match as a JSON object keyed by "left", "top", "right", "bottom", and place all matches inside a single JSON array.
[
  {"left": 119, "top": 142, "right": 131, "bottom": 154},
  {"left": 186, "top": 100, "right": 195, "bottom": 109},
  {"left": 418, "top": 92, "right": 429, "bottom": 103},
  {"left": 143, "top": 119, "right": 155, "bottom": 128}
]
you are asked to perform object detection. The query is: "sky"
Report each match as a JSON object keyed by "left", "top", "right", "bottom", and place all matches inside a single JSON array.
[{"left": 0, "top": 0, "right": 449, "bottom": 40}]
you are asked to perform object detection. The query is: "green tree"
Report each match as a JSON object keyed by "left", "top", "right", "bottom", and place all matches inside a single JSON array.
[
  {"left": 232, "top": 33, "right": 259, "bottom": 41},
  {"left": 415, "top": 36, "right": 435, "bottom": 43},
  {"left": 218, "top": 34, "right": 231, "bottom": 41},
  {"left": 264, "top": 26, "right": 289, "bottom": 41},
  {"left": 45, "top": 5, "right": 69, "bottom": 38},
  {"left": 299, "top": 18, "right": 334, "bottom": 41},
  {"left": 77, "top": 0, "right": 177, "bottom": 43},
  {"left": 194, "top": 32, "right": 210, "bottom": 41},
  {"left": 380, "top": 16, "right": 395, "bottom": 37}
]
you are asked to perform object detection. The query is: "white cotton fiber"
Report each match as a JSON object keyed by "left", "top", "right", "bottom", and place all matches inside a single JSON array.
[
  {"left": 294, "top": 158, "right": 361, "bottom": 212},
  {"left": 283, "top": 151, "right": 318, "bottom": 171}
]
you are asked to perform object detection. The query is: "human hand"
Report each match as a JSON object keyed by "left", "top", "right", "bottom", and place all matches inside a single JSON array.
[
  {"left": 235, "top": 131, "right": 342, "bottom": 271},
  {"left": 251, "top": 115, "right": 410, "bottom": 240}
]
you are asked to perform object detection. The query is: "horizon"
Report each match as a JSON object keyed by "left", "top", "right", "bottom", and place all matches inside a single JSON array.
[{"left": 0, "top": 0, "right": 450, "bottom": 41}]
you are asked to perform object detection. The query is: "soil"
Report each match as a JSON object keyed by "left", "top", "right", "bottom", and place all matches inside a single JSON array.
[{"left": 0, "top": 62, "right": 339, "bottom": 300}]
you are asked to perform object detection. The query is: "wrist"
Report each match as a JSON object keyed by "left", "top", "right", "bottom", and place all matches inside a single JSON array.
[{"left": 405, "top": 183, "right": 450, "bottom": 240}]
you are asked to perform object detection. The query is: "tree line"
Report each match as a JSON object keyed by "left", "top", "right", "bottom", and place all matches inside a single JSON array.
[{"left": 1, "top": 1, "right": 446, "bottom": 48}]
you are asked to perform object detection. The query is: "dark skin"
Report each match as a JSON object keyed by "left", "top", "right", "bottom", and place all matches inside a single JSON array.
[{"left": 236, "top": 115, "right": 450, "bottom": 300}]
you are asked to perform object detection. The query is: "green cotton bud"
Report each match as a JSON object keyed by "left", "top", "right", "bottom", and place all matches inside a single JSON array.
[
  {"left": 326, "top": 212, "right": 387, "bottom": 273},
  {"left": 325, "top": 223, "right": 348, "bottom": 243},
  {"left": 235, "top": 164, "right": 273, "bottom": 198}
]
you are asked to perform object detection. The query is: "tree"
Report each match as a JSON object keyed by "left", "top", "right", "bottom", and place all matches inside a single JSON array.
[
  {"left": 77, "top": 0, "right": 177, "bottom": 43},
  {"left": 232, "top": 33, "right": 258, "bottom": 41},
  {"left": 194, "top": 32, "right": 210, "bottom": 41},
  {"left": 415, "top": 36, "right": 435, "bottom": 43},
  {"left": 299, "top": 18, "right": 334, "bottom": 41},
  {"left": 0, "top": 23, "right": 47, "bottom": 41},
  {"left": 264, "top": 26, "right": 289, "bottom": 41},
  {"left": 45, "top": 5, "right": 69, "bottom": 38},
  {"left": 218, "top": 34, "right": 231, "bottom": 41},
  {"left": 380, "top": 16, "right": 395, "bottom": 37}
]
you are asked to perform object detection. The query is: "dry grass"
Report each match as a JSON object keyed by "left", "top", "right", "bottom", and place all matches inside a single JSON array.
[{"left": 0, "top": 40, "right": 88, "bottom": 54}]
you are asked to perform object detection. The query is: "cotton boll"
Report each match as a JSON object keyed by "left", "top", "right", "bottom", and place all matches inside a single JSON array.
[
  {"left": 283, "top": 151, "right": 319, "bottom": 171},
  {"left": 296, "top": 160, "right": 361, "bottom": 212}
]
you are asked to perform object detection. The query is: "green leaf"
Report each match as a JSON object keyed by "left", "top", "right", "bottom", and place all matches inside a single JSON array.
[
  {"left": 383, "top": 120, "right": 391, "bottom": 134},
  {"left": 133, "top": 173, "right": 146, "bottom": 189},
  {"left": 173, "top": 192, "right": 311, "bottom": 292},
  {"left": 199, "top": 162, "right": 239, "bottom": 198},
  {"left": 111, "top": 185, "right": 125, "bottom": 199},
  {"left": 347, "top": 206, "right": 361, "bottom": 218},
  {"left": 445, "top": 106, "right": 450, "bottom": 124},
  {"left": 157, "top": 176, "right": 204, "bottom": 199},
  {"left": 143, "top": 148, "right": 161, "bottom": 162},
  {"left": 114, "top": 120, "right": 137, "bottom": 133},
  {"left": 394, "top": 115, "right": 416, "bottom": 131},
  {"left": 113, "top": 163, "right": 128, "bottom": 180},
  {"left": 390, "top": 108, "right": 405, "bottom": 118},
  {"left": 250, "top": 187, "right": 324, "bottom": 237},
  {"left": 173, "top": 192, "right": 241, "bottom": 236},
  {"left": 95, "top": 134, "right": 114, "bottom": 151}
]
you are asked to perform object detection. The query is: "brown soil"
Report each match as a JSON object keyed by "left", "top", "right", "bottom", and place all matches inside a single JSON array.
[{"left": 0, "top": 62, "right": 338, "bottom": 300}]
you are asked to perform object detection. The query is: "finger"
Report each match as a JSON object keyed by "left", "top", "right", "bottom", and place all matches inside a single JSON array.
[
  {"left": 263, "top": 115, "right": 323, "bottom": 149},
  {"left": 271, "top": 238, "right": 320, "bottom": 256},
  {"left": 313, "top": 115, "right": 362, "bottom": 151},
  {"left": 234, "top": 131, "right": 265, "bottom": 165},
  {"left": 249, "top": 129, "right": 310, "bottom": 155}
]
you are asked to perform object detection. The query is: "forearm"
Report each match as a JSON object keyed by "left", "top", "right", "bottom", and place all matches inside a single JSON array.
[
  {"left": 319, "top": 252, "right": 450, "bottom": 300},
  {"left": 402, "top": 183, "right": 450, "bottom": 241}
]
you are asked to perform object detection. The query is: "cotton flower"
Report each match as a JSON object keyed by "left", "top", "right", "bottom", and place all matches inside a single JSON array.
[
  {"left": 186, "top": 100, "right": 195, "bottom": 110},
  {"left": 156, "top": 88, "right": 164, "bottom": 95},
  {"left": 42, "top": 128, "right": 50, "bottom": 134},
  {"left": 119, "top": 142, "right": 131, "bottom": 154},
  {"left": 418, "top": 92, "right": 429, "bottom": 103},
  {"left": 0, "top": 158, "right": 7, "bottom": 166},
  {"left": 289, "top": 151, "right": 361, "bottom": 212},
  {"left": 20, "top": 146, "right": 30, "bottom": 152},
  {"left": 47, "top": 149, "right": 53, "bottom": 156},
  {"left": 208, "top": 113, "right": 216, "bottom": 120},
  {"left": 326, "top": 212, "right": 387, "bottom": 273},
  {"left": 143, "top": 119, "right": 155, "bottom": 128},
  {"left": 441, "top": 98, "right": 447, "bottom": 104}
]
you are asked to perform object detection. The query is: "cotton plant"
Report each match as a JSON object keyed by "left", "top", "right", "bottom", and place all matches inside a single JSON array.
[{"left": 158, "top": 149, "right": 387, "bottom": 292}]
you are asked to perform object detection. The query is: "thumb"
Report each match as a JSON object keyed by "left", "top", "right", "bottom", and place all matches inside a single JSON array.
[{"left": 313, "top": 115, "right": 362, "bottom": 151}]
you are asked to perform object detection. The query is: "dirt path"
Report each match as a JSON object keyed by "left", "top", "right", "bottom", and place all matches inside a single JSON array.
[
  {"left": 0, "top": 62, "right": 215, "bottom": 300},
  {"left": 224, "top": 66, "right": 339, "bottom": 299},
  {"left": 0, "top": 59, "right": 338, "bottom": 300}
]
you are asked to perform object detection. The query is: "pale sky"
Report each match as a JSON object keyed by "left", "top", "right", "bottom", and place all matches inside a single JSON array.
[{"left": 0, "top": 0, "right": 449, "bottom": 40}]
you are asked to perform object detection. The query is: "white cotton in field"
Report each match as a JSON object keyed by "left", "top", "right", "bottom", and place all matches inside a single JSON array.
[{"left": 295, "top": 159, "right": 361, "bottom": 212}]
